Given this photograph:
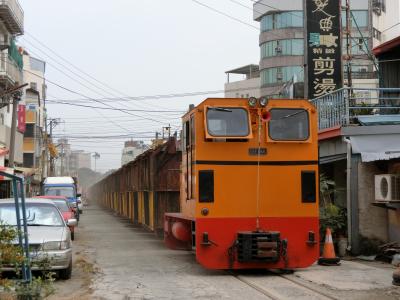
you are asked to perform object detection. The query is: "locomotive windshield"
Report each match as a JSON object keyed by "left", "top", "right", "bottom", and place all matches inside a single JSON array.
[
  {"left": 206, "top": 107, "right": 250, "bottom": 137},
  {"left": 268, "top": 108, "right": 309, "bottom": 141}
]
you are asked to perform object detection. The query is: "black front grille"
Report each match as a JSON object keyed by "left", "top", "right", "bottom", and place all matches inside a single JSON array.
[{"left": 237, "top": 231, "right": 280, "bottom": 263}]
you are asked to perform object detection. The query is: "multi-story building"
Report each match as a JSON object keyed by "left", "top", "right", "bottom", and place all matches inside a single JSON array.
[
  {"left": 224, "top": 64, "right": 261, "bottom": 98},
  {"left": 69, "top": 150, "right": 91, "bottom": 176},
  {"left": 22, "top": 50, "right": 47, "bottom": 194},
  {"left": 252, "top": 0, "right": 386, "bottom": 98},
  {"left": 0, "top": 0, "right": 24, "bottom": 168},
  {"left": 121, "top": 140, "right": 145, "bottom": 166},
  {"left": 55, "top": 139, "right": 92, "bottom": 176}
]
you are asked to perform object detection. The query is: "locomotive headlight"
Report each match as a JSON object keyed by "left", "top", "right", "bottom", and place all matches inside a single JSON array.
[
  {"left": 248, "top": 97, "right": 257, "bottom": 107},
  {"left": 259, "top": 97, "right": 268, "bottom": 107}
]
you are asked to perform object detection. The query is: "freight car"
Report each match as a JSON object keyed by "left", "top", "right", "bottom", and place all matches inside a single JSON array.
[
  {"left": 164, "top": 98, "right": 319, "bottom": 270},
  {"left": 90, "top": 137, "right": 181, "bottom": 235}
]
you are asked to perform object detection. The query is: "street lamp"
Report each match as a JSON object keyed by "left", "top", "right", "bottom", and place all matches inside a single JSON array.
[{"left": 92, "top": 152, "right": 100, "bottom": 172}]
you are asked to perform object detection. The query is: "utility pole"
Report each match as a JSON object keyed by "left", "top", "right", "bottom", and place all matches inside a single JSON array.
[
  {"left": 8, "top": 84, "right": 28, "bottom": 167},
  {"left": 47, "top": 118, "right": 61, "bottom": 176},
  {"left": 8, "top": 92, "right": 19, "bottom": 168},
  {"left": 60, "top": 142, "right": 65, "bottom": 176},
  {"left": 345, "top": 0, "right": 353, "bottom": 90}
]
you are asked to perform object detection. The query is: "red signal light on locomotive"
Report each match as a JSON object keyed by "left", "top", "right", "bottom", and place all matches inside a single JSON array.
[{"left": 261, "top": 111, "right": 271, "bottom": 122}]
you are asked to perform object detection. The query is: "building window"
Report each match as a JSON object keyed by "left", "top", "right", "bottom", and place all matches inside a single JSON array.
[
  {"left": 373, "top": 28, "right": 382, "bottom": 41},
  {"left": 261, "top": 11, "right": 303, "bottom": 32},
  {"left": 23, "top": 153, "right": 34, "bottom": 168},
  {"left": 260, "top": 66, "right": 304, "bottom": 86},
  {"left": 24, "top": 124, "right": 35, "bottom": 138},
  {"left": 261, "top": 39, "right": 304, "bottom": 58},
  {"left": 342, "top": 10, "right": 368, "bottom": 28},
  {"left": 342, "top": 36, "right": 369, "bottom": 55},
  {"left": 344, "top": 64, "right": 375, "bottom": 79}
]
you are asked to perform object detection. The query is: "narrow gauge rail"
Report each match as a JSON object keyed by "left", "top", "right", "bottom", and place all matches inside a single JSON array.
[
  {"left": 90, "top": 97, "right": 320, "bottom": 271},
  {"left": 89, "top": 137, "right": 181, "bottom": 235}
]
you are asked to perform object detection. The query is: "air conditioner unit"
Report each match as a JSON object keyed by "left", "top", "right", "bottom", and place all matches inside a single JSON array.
[
  {"left": 275, "top": 46, "right": 282, "bottom": 54},
  {"left": 375, "top": 174, "right": 400, "bottom": 202},
  {"left": 276, "top": 72, "right": 283, "bottom": 80}
]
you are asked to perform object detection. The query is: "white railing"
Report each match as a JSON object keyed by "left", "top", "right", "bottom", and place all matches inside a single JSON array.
[
  {"left": 0, "top": 0, "right": 24, "bottom": 33},
  {"left": 310, "top": 87, "right": 400, "bottom": 130},
  {"left": 0, "top": 52, "right": 22, "bottom": 84}
]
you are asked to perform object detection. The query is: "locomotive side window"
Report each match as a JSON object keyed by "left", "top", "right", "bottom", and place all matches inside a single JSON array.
[
  {"left": 206, "top": 107, "right": 250, "bottom": 137},
  {"left": 199, "top": 170, "right": 214, "bottom": 203},
  {"left": 301, "top": 171, "right": 316, "bottom": 203},
  {"left": 268, "top": 108, "right": 309, "bottom": 141}
]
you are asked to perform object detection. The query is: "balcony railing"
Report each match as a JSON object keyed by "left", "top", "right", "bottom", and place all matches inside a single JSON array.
[
  {"left": 310, "top": 87, "right": 400, "bottom": 130},
  {"left": 0, "top": 0, "right": 24, "bottom": 35},
  {"left": 0, "top": 52, "right": 22, "bottom": 84}
]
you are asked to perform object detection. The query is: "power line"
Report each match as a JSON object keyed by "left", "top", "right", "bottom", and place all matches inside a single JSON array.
[
  {"left": 21, "top": 46, "right": 175, "bottom": 125},
  {"left": 46, "top": 100, "right": 185, "bottom": 113},
  {"left": 44, "top": 84, "right": 260, "bottom": 103},
  {"left": 191, "top": 0, "right": 259, "bottom": 30},
  {"left": 22, "top": 67, "right": 169, "bottom": 124},
  {"left": 23, "top": 32, "right": 173, "bottom": 111}
]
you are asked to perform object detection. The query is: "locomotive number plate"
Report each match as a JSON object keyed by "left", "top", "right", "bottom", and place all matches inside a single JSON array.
[{"left": 248, "top": 148, "right": 267, "bottom": 156}]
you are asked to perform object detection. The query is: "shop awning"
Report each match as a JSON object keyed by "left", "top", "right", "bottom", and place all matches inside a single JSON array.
[
  {"left": 349, "top": 135, "right": 400, "bottom": 162},
  {"left": 14, "top": 167, "right": 36, "bottom": 176},
  {"left": 342, "top": 125, "right": 400, "bottom": 162}
]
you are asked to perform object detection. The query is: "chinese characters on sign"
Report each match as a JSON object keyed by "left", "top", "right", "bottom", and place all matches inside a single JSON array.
[{"left": 306, "top": 0, "right": 342, "bottom": 98}]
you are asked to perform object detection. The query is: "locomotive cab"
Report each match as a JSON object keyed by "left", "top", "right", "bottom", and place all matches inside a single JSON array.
[{"left": 165, "top": 98, "right": 319, "bottom": 270}]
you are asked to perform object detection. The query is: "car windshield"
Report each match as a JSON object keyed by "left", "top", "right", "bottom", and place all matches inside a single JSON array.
[
  {"left": 206, "top": 107, "right": 250, "bottom": 137},
  {"left": 53, "top": 200, "right": 70, "bottom": 212},
  {"left": 44, "top": 186, "right": 74, "bottom": 198},
  {"left": 0, "top": 203, "right": 64, "bottom": 226}
]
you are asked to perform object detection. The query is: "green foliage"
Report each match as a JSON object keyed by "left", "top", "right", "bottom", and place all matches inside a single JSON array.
[
  {"left": 0, "top": 222, "right": 55, "bottom": 299},
  {"left": 319, "top": 174, "right": 347, "bottom": 238},
  {"left": 356, "top": 102, "right": 373, "bottom": 116},
  {"left": 320, "top": 203, "right": 347, "bottom": 237}
]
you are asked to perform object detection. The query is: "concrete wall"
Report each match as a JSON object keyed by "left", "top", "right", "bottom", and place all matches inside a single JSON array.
[
  {"left": 224, "top": 77, "right": 260, "bottom": 98},
  {"left": 357, "top": 162, "right": 388, "bottom": 243}
]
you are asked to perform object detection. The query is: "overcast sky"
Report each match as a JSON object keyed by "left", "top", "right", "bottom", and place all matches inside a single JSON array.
[{"left": 18, "top": 0, "right": 259, "bottom": 172}]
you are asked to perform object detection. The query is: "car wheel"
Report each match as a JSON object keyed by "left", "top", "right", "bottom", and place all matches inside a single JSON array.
[
  {"left": 71, "top": 231, "right": 75, "bottom": 241},
  {"left": 59, "top": 260, "right": 72, "bottom": 280}
]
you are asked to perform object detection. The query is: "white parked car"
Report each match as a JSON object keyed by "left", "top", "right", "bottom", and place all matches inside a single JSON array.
[{"left": 0, "top": 198, "right": 77, "bottom": 279}]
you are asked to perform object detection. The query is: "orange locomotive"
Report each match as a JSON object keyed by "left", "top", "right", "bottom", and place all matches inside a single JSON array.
[{"left": 164, "top": 97, "right": 319, "bottom": 270}]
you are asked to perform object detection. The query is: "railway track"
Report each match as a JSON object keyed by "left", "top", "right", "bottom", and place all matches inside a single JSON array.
[{"left": 230, "top": 271, "right": 337, "bottom": 300}]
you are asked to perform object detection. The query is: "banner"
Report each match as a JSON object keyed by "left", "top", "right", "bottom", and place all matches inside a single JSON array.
[
  {"left": 18, "top": 104, "right": 26, "bottom": 133},
  {"left": 306, "top": 0, "right": 342, "bottom": 98}
]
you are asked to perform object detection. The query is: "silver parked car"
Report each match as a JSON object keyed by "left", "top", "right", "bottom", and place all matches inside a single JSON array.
[{"left": 0, "top": 198, "right": 77, "bottom": 279}]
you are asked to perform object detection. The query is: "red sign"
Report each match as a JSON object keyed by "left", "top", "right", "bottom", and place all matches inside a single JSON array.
[{"left": 18, "top": 104, "right": 26, "bottom": 133}]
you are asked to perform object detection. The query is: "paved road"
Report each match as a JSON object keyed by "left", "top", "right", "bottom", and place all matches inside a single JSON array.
[
  {"left": 51, "top": 205, "right": 400, "bottom": 300},
  {"left": 55, "top": 205, "right": 270, "bottom": 300}
]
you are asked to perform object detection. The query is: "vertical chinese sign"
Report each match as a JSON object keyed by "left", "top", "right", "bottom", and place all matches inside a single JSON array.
[{"left": 306, "top": 0, "right": 342, "bottom": 98}]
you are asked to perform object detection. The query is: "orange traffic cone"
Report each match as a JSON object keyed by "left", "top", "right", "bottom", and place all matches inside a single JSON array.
[{"left": 318, "top": 228, "right": 341, "bottom": 266}]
